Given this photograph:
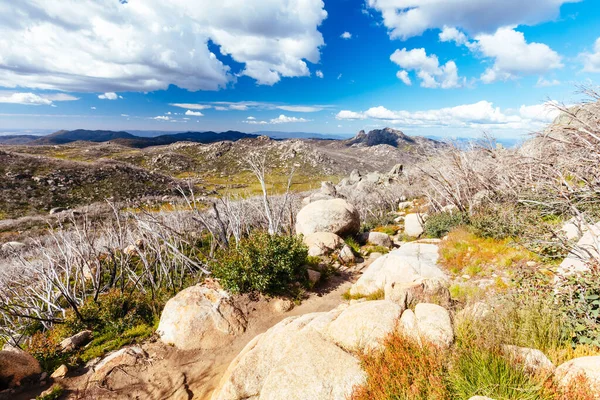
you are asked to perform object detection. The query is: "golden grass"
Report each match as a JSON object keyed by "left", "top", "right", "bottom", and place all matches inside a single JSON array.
[{"left": 440, "top": 228, "right": 538, "bottom": 277}]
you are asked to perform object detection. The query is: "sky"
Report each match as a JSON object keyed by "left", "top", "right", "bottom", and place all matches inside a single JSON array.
[{"left": 0, "top": 0, "right": 599, "bottom": 139}]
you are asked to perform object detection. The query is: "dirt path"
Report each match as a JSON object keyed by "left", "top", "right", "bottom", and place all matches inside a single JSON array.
[{"left": 48, "top": 273, "right": 355, "bottom": 400}]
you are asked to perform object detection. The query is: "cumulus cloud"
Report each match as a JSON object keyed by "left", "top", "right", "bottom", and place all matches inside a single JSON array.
[
  {"left": 185, "top": 110, "right": 204, "bottom": 117},
  {"left": 580, "top": 37, "right": 600, "bottom": 73},
  {"left": 341, "top": 31, "right": 352, "bottom": 39},
  {"left": 0, "top": 92, "right": 79, "bottom": 105},
  {"left": 536, "top": 77, "right": 561, "bottom": 87},
  {"left": 98, "top": 92, "right": 119, "bottom": 100},
  {"left": 475, "top": 28, "right": 563, "bottom": 83},
  {"left": 390, "top": 48, "right": 464, "bottom": 89},
  {"left": 335, "top": 100, "right": 560, "bottom": 131},
  {"left": 366, "top": 0, "right": 578, "bottom": 40},
  {"left": 396, "top": 70, "right": 412, "bottom": 85},
  {"left": 245, "top": 114, "right": 310, "bottom": 124},
  {"left": 0, "top": 0, "right": 327, "bottom": 92},
  {"left": 316, "top": 70, "right": 324, "bottom": 78},
  {"left": 439, "top": 26, "right": 469, "bottom": 46},
  {"left": 170, "top": 103, "right": 212, "bottom": 110},
  {"left": 247, "top": 116, "right": 256, "bottom": 120}
]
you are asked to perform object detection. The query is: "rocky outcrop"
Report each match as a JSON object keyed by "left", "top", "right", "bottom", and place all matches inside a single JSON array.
[
  {"left": 157, "top": 285, "right": 247, "bottom": 351},
  {"left": 385, "top": 278, "right": 451, "bottom": 308},
  {"left": 90, "top": 346, "right": 148, "bottom": 383},
  {"left": 295, "top": 199, "right": 360, "bottom": 237},
  {"left": 555, "top": 356, "right": 600, "bottom": 393},
  {"left": 0, "top": 345, "right": 41, "bottom": 388},
  {"left": 350, "top": 242, "right": 446, "bottom": 296},
  {"left": 404, "top": 303, "right": 454, "bottom": 348},
  {"left": 212, "top": 300, "right": 407, "bottom": 400}
]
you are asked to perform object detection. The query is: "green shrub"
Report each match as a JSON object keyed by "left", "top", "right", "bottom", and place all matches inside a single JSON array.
[
  {"left": 344, "top": 236, "right": 362, "bottom": 256},
  {"left": 424, "top": 211, "right": 470, "bottom": 238},
  {"left": 210, "top": 232, "right": 309, "bottom": 295},
  {"left": 36, "top": 384, "right": 64, "bottom": 400},
  {"left": 556, "top": 265, "right": 600, "bottom": 347},
  {"left": 470, "top": 206, "right": 525, "bottom": 240}
]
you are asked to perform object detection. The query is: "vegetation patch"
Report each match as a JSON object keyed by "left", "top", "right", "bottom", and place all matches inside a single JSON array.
[{"left": 342, "top": 288, "right": 385, "bottom": 301}]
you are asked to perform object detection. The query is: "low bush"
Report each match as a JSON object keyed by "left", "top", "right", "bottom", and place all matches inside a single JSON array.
[
  {"left": 423, "top": 211, "right": 470, "bottom": 238},
  {"left": 210, "top": 232, "right": 309, "bottom": 296},
  {"left": 351, "top": 332, "right": 449, "bottom": 400}
]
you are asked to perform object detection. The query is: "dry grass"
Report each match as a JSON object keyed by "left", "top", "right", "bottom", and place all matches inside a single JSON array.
[{"left": 440, "top": 228, "right": 538, "bottom": 277}]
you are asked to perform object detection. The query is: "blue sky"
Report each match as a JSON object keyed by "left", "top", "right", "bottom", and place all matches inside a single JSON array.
[{"left": 0, "top": 0, "right": 599, "bottom": 138}]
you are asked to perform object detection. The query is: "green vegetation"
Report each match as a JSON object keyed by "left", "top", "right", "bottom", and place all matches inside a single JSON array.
[
  {"left": 423, "top": 211, "right": 470, "bottom": 238},
  {"left": 342, "top": 288, "right": 385, "bottom": 301},
  {"left": 36, "top": 384, "right": 64, "bottom": 400},
  {"left": 344, "top": 236, "right": 362, "bottom": 256},
  {"left": 210, "top": 232, "right": 309, "bottom": 296}
]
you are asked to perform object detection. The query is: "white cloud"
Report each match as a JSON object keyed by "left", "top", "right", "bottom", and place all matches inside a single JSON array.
[
  {"left": 185, "top": 110, "right": 204, "bottom": 117},
  {"left": 390, "top": 48, "right": 464, "bottom": 89},
  {"left": 475, "top": 28, "right": 563, "bottom": 83},
  {"left": 367, "top": 0, "right": 579, "bottom": 40},
  {"left": 335, "top": 110, "right": 367, "bottom": 120},
  {"left": 536, "top": 77, "right": 561, "bottom": 87},
  {"left": 170, "top": 101, "right": 326, "bottom": 113},
  {"left": 580, "top": 37, "right": 600, "bottom": 73},
  {"left": 153, "top": 116, "right": 170, "bottom": 121},
  {"left": 270, "top": 114, "right": 309, "bottom": 124},
  {"left": 335, "top": 100, "right": 559, "bottom": 131},
  {"left": 170, "top": 103, "right": 212, "bottom": 110},
  {"left": 0, "top": 0, "right": 327, "bottom": 92},
  {"left": 247, "top": 116, "right": 256, "bottom": 120},
  {"left": 341, "top": 31, "right": 352, "bottom": 39},
  {"left": 91, "top": 107, "right": 96, "bottom": 110},
  {"left": 121, "top": 114, "right": 129, "bottom": 117},
  {"left": 316, "top": 70, "right": 324, "bottom": 78},
  {"left": 439, "top": 26, "right": 468, "bottom": 45},
  {"left": 245, "top": 114, "right": 310, "bottom": 125},
  {"left": 0, "top": 92, "right": 79, "bottom": 105},
  {"left": 98, "top": 92, "right": 118, "bottom": 100},
  {"left": 337, "top": 74, "right": 343, "bottom": 80},
  {"left": 396, "top": 70, "right": 412, "bottom": 85}
]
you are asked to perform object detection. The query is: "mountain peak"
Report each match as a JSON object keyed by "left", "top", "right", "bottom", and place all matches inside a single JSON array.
[{"left": 348, "top": 127, "right": 414, "bottom": 147}]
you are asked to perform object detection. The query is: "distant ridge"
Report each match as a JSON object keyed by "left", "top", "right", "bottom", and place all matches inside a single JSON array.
[
  {"left": 344, "top": 127, "right": 444, "bottom": 149},
  {"left": 0, "top": 129, "right": 258, "bottom": 148}
]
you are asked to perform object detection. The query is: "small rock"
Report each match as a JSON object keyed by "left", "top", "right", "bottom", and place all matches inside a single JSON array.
[
  {"left": 362, "top": 232, "right": 393, "bottom": 248},
  {"left": 1, "top": 241, "right": 26, "bottom": 252},
  {"left": 91, "top": 346, "right": 147, "bottom": 382},
  {"left": 404, "top": 213, "right": 426, "bottom": 237},
  {"left": 50, "top": 364, "right": 68, "bottom": 379},
  {"left": 501, "top": 345, "right": 555, "bottom": 374},
  {"left": 462, "top": 274, "right": 471, "bottom": 280},
  {"left": 49, "top": 207, "right": 67, "bottom": 215},
  {"left": 59, "top": 330, "right": 92, "bottom": 352},
  {"left": 272, "top": 298, "right": 294, "bottom": 313},
  {"left": 303, "top": 232, "right": 344, "bottom": 257},
  {"left": 338, "top": 245, "right": 355, "bottom": 264},
  {"left": 414, "top": 303, "right": 454, "bottom": 348},
  {"left": 307, "top": 269, "right": 322, "bottom": 285},
  {"left": 526, "top": 261, "right": 536, "bottom": 267}
]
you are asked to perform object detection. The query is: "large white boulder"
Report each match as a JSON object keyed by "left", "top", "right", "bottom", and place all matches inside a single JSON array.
[
  {"left": 326, "top": 300, "right": 403, "bottom": 351},
  {"left": 413, "top": 303, "right": 454, "bottom": 348},
  {"left": 213, "top": 300, "right": 405, "bottom": 400},
  {"left": 350, "top": 242, "right": 446, "bottom": 296},
  {"left": 303, "top": 232, "right": 344, "bottom": 257},
  {"left": 157, "top": 285, "right": 247, "bottom": 351},
  {"left": 555, "top": 356, "right": 600, "bottom": 393},
  {"left": 0, "top": 346, "right": 41, "bottom": 388},
  {"left": 404, "top": 213, "right": 426, "bottom": 237},
  {"left": 295, "top": 199, "right": 360, "bottom": 237},
  {"left": 259, "top": 330, "right": 365, "bottom": 400},
  {"left": 501, "top": 345, "right": 555, "bottom": 374}
]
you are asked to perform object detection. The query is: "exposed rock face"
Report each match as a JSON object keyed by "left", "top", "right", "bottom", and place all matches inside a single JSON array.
[
  {"left": 413, "top": 303, "right": 454, "bottom": 348},
  {"left": 213, "top": 301, "right": 408, "bottom": 400},
  {"left": 555, "top": 356, "right": 600, "bottom": 393},
  {"left": 90, "top": 346, "right": 147, "bottom": 383},
  {"left": 51, "top": 364, "right": 68, "bottom": 379},
  {"left": 385, "top": 278, "right": 451, "bottom": 308},
  {"left": 326, "top": 300, "right": 403, "bottom": 351},
  {"left": 295, "top": 199, "right": 360, "bottom": 237},
  {"left": 350, "top": 242, "right": 446, "bottom": 296},
  {"left": 338, "top": 244, "right": 356, "bottom": 264},
  {"left": 404, "top": 213, "right": 426, "bottom": 237},
  {"left": 501, "top": 345, "right": 555, "bottom": 374},
  {"left": 303, "top": 232, "right": 344, "bottom": 257},
  {"left": 157, "top": 285, "right": 247, "bottom": 351},
  {"left": 0, "top": 345, "right": 41, "bottom": 388}
]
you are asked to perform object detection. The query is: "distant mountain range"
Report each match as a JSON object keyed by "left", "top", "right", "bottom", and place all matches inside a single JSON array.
[{"left": 0, "top": 129, "right": 258, "bottom": 148}]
